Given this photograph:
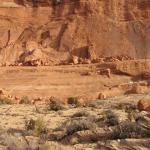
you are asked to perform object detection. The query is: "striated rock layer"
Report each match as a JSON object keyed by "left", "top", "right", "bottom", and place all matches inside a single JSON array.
[{"left": 0, "top": 0, "right": 150, "bottom": 64}]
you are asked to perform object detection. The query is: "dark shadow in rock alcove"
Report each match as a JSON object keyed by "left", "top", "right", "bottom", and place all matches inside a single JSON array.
[{"left": 72, "top": 46, "right": 89, "bottom": 59}]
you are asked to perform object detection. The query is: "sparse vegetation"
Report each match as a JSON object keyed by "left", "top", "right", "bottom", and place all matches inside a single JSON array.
[
  {"left": 65, "top": 119, "right": 96, "bottom": 136},
  {"left": 116, "top": 103, "right": 137, "bottom": 111},
  {"left": 127, "top": 109, "right": 137, "bottom": 121},
  {"left": 53, "top": 118, "right": 97, "bottom": 141},
  {"left": 67, "top": 97, "right": 81, "bottom": 107},
  {"left": 125, "top": 104, "right": 137, "bottom": 112},
  {"left": 25, "top": 118, "right": 47, "bottom": 137},
  {"left": 47, "top": 97, "right": 64, "bottom": 111},
  {"left": 0, "top": 96, "right": 13, "bottom": 105},
  {"left": 103, "top": 110, "right": 119, "bottom": 126},
  {"left": 112, "top": 121, "right": 150, "bottom": 139},
  {"left": 124, "top": 104, "right": 137, "bottom": 121},
  {"left": 71, "top": 111, "right": 90, "bottom": 118},
  {"left": 20, "top": 96, "right": 31, "bottom": 104}
]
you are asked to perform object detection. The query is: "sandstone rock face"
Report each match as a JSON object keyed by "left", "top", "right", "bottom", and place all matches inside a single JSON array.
[
  {"left": 116, "top": 60, "right": 150, "bottom": 76},
  {"left": 138, "top": 99, "right": 150, "bottom": 112},
  {"left": 0, "top": 0, "right": 150, "bottom": 64}
]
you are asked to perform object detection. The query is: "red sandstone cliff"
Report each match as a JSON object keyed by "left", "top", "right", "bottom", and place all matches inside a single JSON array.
[{"left": 0, "top": 0, "right": 150, "bottom": 65}]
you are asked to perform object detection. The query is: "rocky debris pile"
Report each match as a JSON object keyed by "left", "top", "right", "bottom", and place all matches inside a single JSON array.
[
  {"left": 17, "top": 41, "right": 51, "bottom": 66},
  {"left": 102, "top": 55, "right": 133, "bottom": 62},
  {"left": 61, "top": 55, "right": 133, "bottom": 66},
  {"left": 71, "top": 56, "right": 92, "bottom": 65},
  {"left": 98, "top": 81, "right": 149, "bottom": 100},
  {"left": 115, "top": 60, "right": 150, "bottom": 76},
  {"left": 96, "top": 60, "right": 150, "bottom": 82}
]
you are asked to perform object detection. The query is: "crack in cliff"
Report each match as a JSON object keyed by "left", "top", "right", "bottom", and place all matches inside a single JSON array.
[{"left": 55, "top": 23, "right": 68, "bottom": 51}]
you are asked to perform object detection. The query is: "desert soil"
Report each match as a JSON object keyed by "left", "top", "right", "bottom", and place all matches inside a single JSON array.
[
  {"left": 0, "top": 94, "right": 150, "bottom": 150},
  {"left": 0, "top": 65, "right": 131, "bottom": 100},
  {"left": 0, "top": 65, "right": 150, "bottom": 150}
]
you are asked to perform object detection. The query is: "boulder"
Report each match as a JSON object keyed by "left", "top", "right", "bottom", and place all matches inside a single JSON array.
[
  {"left": 138, "top": 99, "right": 150, "bottom": 112},
  {"left": 72, "top": 56, "right": 79, "bottom": 65},
  {"left": 98, "top": 92, "right": 106, "bottom": 100},
  {"left": 98, "top": 88, "right": 124, "bottom": 100}
]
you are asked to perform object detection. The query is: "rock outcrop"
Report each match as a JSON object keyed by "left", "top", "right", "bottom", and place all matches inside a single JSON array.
[
  {"left": 0, "top": 0, "right": 150, "bottom": 65},
  {"left": 138, "top": 99, "right": 150, "bottom": 112}
]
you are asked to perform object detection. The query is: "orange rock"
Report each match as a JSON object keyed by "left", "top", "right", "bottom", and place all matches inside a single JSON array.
[
  {"left": 138, "top": 99, "right": 150, "bottom": 112},
  {"left": 0, "top": 89, "right": 5, "bottom": 95},
  {"left": 130, "top": 84, "right": 148, "bottom": 94},
  {"left": 0, "top": 90, "right": 4, "bottom": 95},
  {"left": 98, "top": 92, "right": 106, "bottom": 100},
  {"left": 72, "top": 56, "right": 79, "bottom": 65}
]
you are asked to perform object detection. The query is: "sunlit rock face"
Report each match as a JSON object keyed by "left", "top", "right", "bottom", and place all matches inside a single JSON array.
[{"left": 0, "top": 0, "right": 150, "bottom": 64}]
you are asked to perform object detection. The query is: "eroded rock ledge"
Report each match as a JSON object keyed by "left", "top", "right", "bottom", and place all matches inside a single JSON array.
[{"left": 0, "top": 0, "right": 150, "bottom": 65}]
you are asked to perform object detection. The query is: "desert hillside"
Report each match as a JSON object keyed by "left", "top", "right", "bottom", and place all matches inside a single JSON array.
[
  {"left": 0, "top": 0, "right": 150, "bottom": 65},
  {"left": 0, "top": 1, "right": 150, "bottom": 150}
]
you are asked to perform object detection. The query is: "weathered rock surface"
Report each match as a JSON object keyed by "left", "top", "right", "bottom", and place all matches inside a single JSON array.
[
  {"left": 115, "top": 60, "right": 150, "bottom": 76},
  {"left": 138, "top": 99, "right": 150, "bottom": 111},
  {"left": 97, "top": 139, "right": 150, "bottom": 150},
  {"left": 0, "top": 0, "right": 150, "bottom": 65}
]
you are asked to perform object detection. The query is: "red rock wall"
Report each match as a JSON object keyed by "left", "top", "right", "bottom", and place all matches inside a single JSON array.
[{"left": 0, "top": 0, "right": 150, "bottom": 64}]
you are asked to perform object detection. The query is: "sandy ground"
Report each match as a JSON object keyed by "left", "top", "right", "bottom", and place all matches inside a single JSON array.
[
  {"left": 0, "top": 65, "right": 131, "bottom": 100},
  {"left": 0, "top": 65, "right": 150, "bottom": 150}
]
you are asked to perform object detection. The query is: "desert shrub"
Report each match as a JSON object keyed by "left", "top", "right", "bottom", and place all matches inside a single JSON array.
[
  {"left": 112, "top": 121, "right": 150, "bottom": 139},
  {"left": 125, "top": 104, "right": 137, "bottom": 112},
  {"left": 47, "top": 97, "right": 64, "bottom": 111},
  {"left": 25, "top": 118, "right": 47, "bottom": 136},
  {"left": 51, "top": 117, "right": 98, "bottom": 143},
  {"left": 55, "top": 118, "right": 97, "bottom": 140},
  {"left": 25, "top": 118, "right": 35, "bottom": 130},
  {"left": 71, "top": 111, "right": 90, "bottom": 118},
  {"left": 103, "top": 110, "right": 119, "bottom": 126},
  {"left": 124, "top": 104, "right": 137, "bottom": 121},
  {"left": 135, "top": 115, "right": 146, "bottom": 123},
  {"left": 127, "top": 109, "right": 137, "bottom": 121},
  {"left": 65, "top": 119, "right": 96, "bottom": 136},
  {"left": 116, "top": 103, "right": 137, "bottom": 111},
  {"left": 20, "top": 96, "right": 31, "bottom": 104},
  {"left": 0, "top": 96, "right": 13, "bottom": 105},
  {"left": 67, "top": 97, "right": 81, "bottom": 107}
]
